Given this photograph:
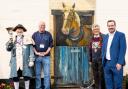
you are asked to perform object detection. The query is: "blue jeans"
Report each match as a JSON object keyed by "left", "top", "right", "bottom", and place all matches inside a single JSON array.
[{"left": 35, "top": 56, "right": 50, "bottom": 89}]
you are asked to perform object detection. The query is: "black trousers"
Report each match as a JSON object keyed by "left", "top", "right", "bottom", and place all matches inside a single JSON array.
[
  {"left": 92, "top": 59, "right": 105, "bottom": 89},
  {"left": 13, "top": 68, "right": 30, "bottom": 82}
]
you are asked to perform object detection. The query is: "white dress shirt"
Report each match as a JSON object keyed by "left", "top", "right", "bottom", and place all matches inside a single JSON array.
[{"left": 106, "top": 31, "right": 116, "bottom": 60}]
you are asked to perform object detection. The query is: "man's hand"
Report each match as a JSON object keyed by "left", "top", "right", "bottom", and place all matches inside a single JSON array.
[
  {"left": 36, "top": 52, "right": 47, "bottom": 56},
  {"left": 89, "top": 62, "right": 92, "bottom": 65},
  {"left": 29, "top": 61, "right": 34, "bottom": 67},
  {"left": 116, "top": 63, "right": 122, "bottom": 71},
  {"left": 35, "top": 52, "right": 43, "bottom": 56}
]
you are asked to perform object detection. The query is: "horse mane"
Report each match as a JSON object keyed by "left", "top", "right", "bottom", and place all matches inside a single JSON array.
[
  {"left": 61, "top": 3, "right": 91, "bottom": 46},
  {"left": 74, "top": 12, "right": 80, "bottom": 27}
]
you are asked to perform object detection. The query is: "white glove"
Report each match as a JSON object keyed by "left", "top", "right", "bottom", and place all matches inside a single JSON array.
[{"left": 29, "top": 61, "right": 34, "bottom": 67}]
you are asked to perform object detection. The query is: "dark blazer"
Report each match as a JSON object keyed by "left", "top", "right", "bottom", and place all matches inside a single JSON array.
[{"left": 102, "top": 31, "right": 127, "bottom": 67}]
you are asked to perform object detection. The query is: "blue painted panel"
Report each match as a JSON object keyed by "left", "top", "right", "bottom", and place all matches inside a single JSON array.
[{"left": 55, "top": 46, "right": 92, "bottom": 85}]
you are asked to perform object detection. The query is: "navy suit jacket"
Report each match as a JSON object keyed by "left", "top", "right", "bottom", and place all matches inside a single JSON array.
[{"left": 102, "top": 31, "right": 127, "bottom": 67}]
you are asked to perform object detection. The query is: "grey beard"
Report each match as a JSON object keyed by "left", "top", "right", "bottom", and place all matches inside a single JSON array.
[{"left": 17, "top": 33, "right": 23, "bottom": 36}]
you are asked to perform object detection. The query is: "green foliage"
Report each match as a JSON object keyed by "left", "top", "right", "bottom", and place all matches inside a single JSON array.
[{"left": 0, "top": 82, "right": 14, "bottom": 89}]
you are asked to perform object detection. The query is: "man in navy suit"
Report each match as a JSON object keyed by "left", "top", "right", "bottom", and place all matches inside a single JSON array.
[{"left": 102, "top": 20, "right": 127, "bottom": 89}]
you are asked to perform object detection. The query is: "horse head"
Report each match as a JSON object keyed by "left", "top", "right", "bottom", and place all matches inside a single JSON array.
[{"left": 61, "top": 3, "right": 80, "bottom": 37}]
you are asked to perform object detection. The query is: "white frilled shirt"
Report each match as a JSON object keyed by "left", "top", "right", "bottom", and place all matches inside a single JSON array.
[{"left": 16, "top": 35, "right": 23, "bottom": 70}]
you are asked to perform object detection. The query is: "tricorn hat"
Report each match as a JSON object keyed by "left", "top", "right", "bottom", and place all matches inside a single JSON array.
[{"left": 13, "top": 24, "right": 27, "bottom": 32}]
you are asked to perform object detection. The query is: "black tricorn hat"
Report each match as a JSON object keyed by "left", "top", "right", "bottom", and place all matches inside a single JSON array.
[{"left": 13, "top": 24, "right": 27, "bottom": 32}]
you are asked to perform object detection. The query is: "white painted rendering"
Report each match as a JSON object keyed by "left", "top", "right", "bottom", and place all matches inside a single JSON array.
[
  {"left": 0, "top": 0, "right": 49, "bottom": 78},
  {"left": 0, "top": 0, "right": 128, "bottom": 78},
  {"left": 96, "top": 0, "right": 128, "bottom": 75}
]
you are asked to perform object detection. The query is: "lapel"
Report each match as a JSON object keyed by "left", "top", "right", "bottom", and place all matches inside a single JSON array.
[
  {"left": 110, "top": 31, "right": 118, "bottom": 47},
  {"left": 14, "top": 35, "right": 24, "bottom": 44},
  {"left": 104, "top": 34, "right": 109, "bottom": 51}
]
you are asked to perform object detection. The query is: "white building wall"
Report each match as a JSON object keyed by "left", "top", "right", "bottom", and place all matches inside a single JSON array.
[
  {"left": 0, "top": 0, "right": 128, "bottom": 78},
  {"left": 96, "top": 0, "right": 128, "bottom": 75},
  {"left": 0, "top": 0, "right": 49, "bottom": 78}
]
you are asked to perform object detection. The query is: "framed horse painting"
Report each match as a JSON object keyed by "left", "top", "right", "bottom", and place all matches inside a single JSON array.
[{"left": 51, "top": 3, "right": 94, "bottom": 88}]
